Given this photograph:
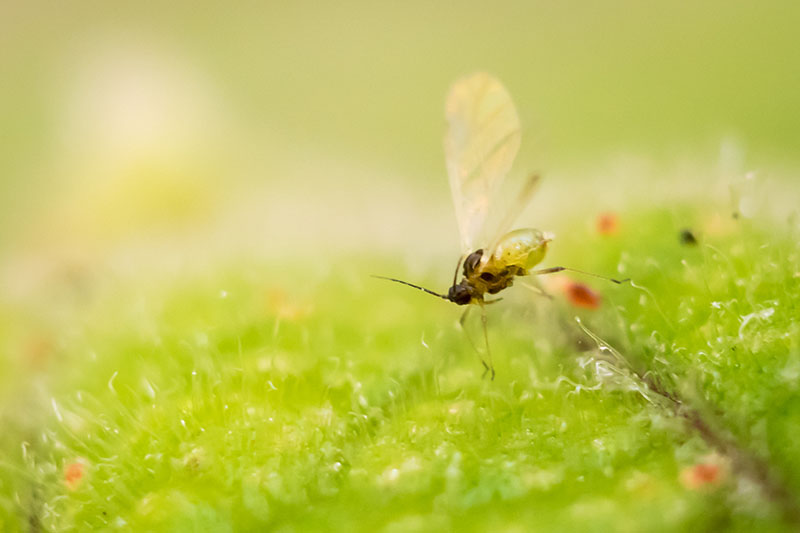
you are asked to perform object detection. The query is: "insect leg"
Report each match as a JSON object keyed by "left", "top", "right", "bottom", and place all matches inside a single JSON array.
[
  {"left": 480, "top": 303, "right": 495, "bottom": 380},
  {"left": 529, "top": 266, "right": 629, "bottom": 284},
  {"left": 459, "top": 306, "right": 491, "bottom": 377},
  {"left": 459, "top": 305, "right": 472, "bottom": 328},
  {"left": 519, "top": 280, "right": 553, "bottom": 300}
]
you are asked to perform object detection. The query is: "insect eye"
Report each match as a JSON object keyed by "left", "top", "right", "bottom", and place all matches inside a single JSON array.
[{"left": 463, "top": 250, "right": 484, "bottom": 275}]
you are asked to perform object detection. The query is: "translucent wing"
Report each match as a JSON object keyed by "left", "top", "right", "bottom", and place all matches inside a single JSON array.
[
  {"left": 445, "top": 72, "right": 522, "bottom": 252},
  {"left": 486, "top": 173, "right": 540, "bottom": 254}
]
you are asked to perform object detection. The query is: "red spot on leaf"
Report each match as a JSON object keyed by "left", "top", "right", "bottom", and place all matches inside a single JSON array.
[
  {"left": 64, "top": 461, "right": 85, "bottom": 490},
  {"left": 595, "top": 212, "right": 619, "bottom": 235},
  {"left": 680, "top": 462, "right": 724, "bottom": 490},
  {"left": 24, "top": 336, "right": 55, "bottom": 369},
  {"left": 564, "top": 281, "right": 601, "bottom": 310}
]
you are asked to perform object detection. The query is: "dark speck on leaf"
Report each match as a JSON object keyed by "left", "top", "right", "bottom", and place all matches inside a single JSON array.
[{"left": 680, "top": 228, "right": 698, "bottom": 246}]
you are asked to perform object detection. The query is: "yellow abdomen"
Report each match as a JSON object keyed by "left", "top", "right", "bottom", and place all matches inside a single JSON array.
[{"left": 491, "top": 228, "right": 549, "bottom": 271}]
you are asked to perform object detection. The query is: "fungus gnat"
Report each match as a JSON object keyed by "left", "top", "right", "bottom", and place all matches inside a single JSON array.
[{"left": 376, "top": 72, "right": 627, "bottom": 379}]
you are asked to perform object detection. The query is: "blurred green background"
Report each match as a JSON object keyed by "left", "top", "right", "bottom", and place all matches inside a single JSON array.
[
  {"left": 1, "top": 0, "right": 799, "bottom": 274},
  {"left": 3, "top": 3, "right": 800, "bottom": 530}
]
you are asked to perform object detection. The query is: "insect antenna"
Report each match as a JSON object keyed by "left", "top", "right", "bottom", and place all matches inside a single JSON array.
[
  {"left": 529, "top": 266, "right": 630, "bottom": 284},
  {"left": 452, "top": 254, "right": 465, "bottom": 288},
  {"left": 372, "top": 275, "right": 450, "bottom": 300}
]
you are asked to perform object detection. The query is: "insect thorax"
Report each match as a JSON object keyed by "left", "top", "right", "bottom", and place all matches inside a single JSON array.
[{"left": 454, "top": 228, "right": 550, "bottom": 302}]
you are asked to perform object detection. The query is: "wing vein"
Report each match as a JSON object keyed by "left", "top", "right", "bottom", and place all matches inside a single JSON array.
[{"left": 445, "top": 72, "right": 529, "bottom": 252}]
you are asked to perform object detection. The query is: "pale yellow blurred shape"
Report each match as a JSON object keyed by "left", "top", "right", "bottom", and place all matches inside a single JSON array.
[{"left": 44, "top": 35, "right": 230, "bottom": 245}]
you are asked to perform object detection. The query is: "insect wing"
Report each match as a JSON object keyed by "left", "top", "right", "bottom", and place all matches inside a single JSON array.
[
  {"left": 445, "top": 72, "right": 522, "bottom": 252},
  {"left": 486, "top": 173, "right": 540, "bottom": 255}
]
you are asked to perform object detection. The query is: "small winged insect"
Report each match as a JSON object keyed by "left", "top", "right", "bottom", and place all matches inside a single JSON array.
[{"left": 376, "top": 72, "right": 627, "bottom": 379}]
